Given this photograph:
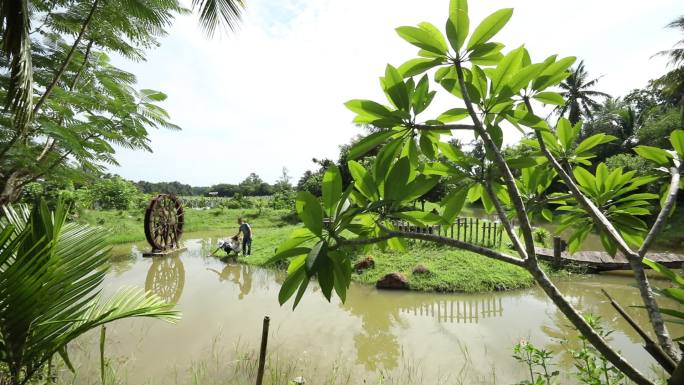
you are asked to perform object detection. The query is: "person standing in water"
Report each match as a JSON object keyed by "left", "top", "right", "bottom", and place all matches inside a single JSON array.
[{"left": 236, "top": 217, "right": 253, "bottom": 256}]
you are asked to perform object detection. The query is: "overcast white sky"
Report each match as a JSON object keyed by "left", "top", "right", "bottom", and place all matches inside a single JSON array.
[{"left": 108, "top": 0, "right": 682, "bottom": 186}]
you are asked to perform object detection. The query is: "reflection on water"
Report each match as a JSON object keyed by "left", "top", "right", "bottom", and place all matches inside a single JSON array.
[
  {"left": 207, "top": 263, "right": 253, "bottom": 300},
  {"left": 145, "top": 256, "right": 185, "bottom": 304},
  {"left": 399, "top": 297, "right": 504, "bottom": 323},
  {"left": 86, "top": 235, "right": 684, "bottom": 385}
]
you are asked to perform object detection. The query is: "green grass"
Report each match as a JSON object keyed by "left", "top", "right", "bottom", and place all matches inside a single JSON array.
[
  {"left": 349, "top": 243, "right": 534, "bottom": 292},
  {"left": 76, "top": 207, "right": 298, "bottom": 245}
]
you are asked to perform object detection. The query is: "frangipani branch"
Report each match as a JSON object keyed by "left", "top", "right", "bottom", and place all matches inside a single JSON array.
[{"left": 639, "top": 163, "right": 682, "bottom": 257}]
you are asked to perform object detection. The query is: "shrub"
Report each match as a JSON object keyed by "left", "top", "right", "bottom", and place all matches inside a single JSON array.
[{"left": 533, "top": 227, "right": 551, "bottom": 247}]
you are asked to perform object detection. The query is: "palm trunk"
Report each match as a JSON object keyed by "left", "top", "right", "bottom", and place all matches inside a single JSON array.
[{"left": 0, "top": 171, "right": 27, "bottom": 206}]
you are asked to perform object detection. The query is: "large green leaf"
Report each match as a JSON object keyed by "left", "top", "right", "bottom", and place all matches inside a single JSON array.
[
  {"left": 296, "top": 191, "right": 324, "bottom": 237},
  {"left": 322, "top": 165, "right": 343, "bottom": 216},
  {"left": 396, "top": 211, "right": 443, "bottom": 226},
  {"left": 441, "top": 188, "right": 468, "bottom": 224},
  {"left": 347, "top": 129, "right": 396, "bottom": 160},
  {"left": 305, "top": 240, "right": 328, "bottom": 275},
  {"left": 381, "top": 65, "right": 410, "bottom": 111},
  {"left": 466, "top": 8, "right": 513, "bottom": 50},
  {"left": 373, "top": 138, "right": 405, "bottom": 189},
  {"left": 662, "top": 287, "right": 684, "bottom": 305},
  {"left": 642, "top": 258, "right": 684, "bottom": 287},
  {"left": 396, "top": 24, "right": 448, "bottom": 56},
  {"left": 330, "top": 251, "right": 352, "bottom": 302},
  {"left": 634, "top": 145, "right": 673, "bottom": 166},
  {"left": 348, "top": 160, "right": 379, "bottom": 200},
  {"left": 402, "top": 175, "right": 440, "bottom": 202},
  {"left": 411, "top": 75, "right": 436, "bottom": 114},
  {"left": 345, "top": 99, "right": 398, "bottom": 121},
  {"left": 446, "top": 0, "right": 469, "bottom": 52},
  {"left": 573, "top": 167, "right": 597, "bottom": 195},
  {"left": 317, "top": 253, "right": 335, "bottom": 301},
  {"left": 507, "top": 63, "right": 545, "bottom": 93},
  {"left": 531, "top": 56, "right": 576, "bottom": 91},
  {"left": 385, "top": 157, "right": 411, "bottom": 201},
  {"left": 398, "top": 58, "right": 445, "bottom": 78},
  {"left": 491, "top": 46, "right": 524, "bottom": 94},
  {"left": 556, "top": 118, "right": 574, "bottom": 151},
  {"left": 278, "top": 265, "right": 306, "bottom": 305},
  {"left": 533, "top": 91, "right": 564, "bottom": 106},
  {"left": 436, "top": 108, "right": 469, "bottom": 123},
  {"left": 575, "top": 133, "right": 616, "bottom": 155},
  {"left": 273, "top": 228, "right": 316, "bottom": 257},
  {"left": 670, "top": 130, "right": 684, "bottom": 157}
]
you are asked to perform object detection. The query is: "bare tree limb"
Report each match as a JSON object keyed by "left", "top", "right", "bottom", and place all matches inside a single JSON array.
[
  {"left": 639, "top": 164, "right": 682, "bottom": 257},
  {"left": 601, "top": 289, "right": 677, "bottom": 373},
  {"left": 483, "top": 179, "right": 528, "bottom": 259}
]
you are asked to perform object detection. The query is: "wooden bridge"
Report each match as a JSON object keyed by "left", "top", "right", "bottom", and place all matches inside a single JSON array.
[
  {"left": 398, "top": 298, "right": 504, "bottom": 324},
  {"left": 535, "top": 246, "right": 684, "bottom": 272},
  {"left": 392, "top": 219, "right": 684, "bottom": 272}
]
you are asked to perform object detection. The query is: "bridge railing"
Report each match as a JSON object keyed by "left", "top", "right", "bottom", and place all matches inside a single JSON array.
[
  {"left": 399, "top": 298, "right": 504, "bottom": 324},
  {"left": 392, "top": 217, "right": 504, "bottom": 248}
]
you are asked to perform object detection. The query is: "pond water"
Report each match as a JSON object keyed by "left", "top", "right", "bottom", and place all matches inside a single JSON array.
[{"left": 65, "top": 234, "right": 683, "bottom": 385}]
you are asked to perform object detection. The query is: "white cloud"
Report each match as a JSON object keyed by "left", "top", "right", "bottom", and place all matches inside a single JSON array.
[{"left": 108, "top": 0, "right": 681, "bottom": 186}]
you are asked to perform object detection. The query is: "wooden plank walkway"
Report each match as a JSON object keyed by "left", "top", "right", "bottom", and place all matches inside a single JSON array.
[
  {"left": 535, "top": 248, "right": 684, "bottom": 271},
  {"left": 391, "top": 218, "right": 684, "bottom": 271}
]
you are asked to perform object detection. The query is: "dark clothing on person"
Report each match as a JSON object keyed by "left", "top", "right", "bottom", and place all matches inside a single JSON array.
[
  {"left": 242, "top": 237, "right": 252, "bottom": 256},
  {"left": 239, "top": 222, "right": 252, "bottom": 255},
  {"left": 239, "top": 223, "right": 252, "bottom": 238}
]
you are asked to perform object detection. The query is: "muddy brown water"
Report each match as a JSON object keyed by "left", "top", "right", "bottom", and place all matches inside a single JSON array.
[{"left": 63, "top": 234, "right": 683, "bottom": 385}]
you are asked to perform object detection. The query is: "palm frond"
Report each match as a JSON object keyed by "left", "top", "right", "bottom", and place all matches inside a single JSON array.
[
  {"left": 665, "top": 15, "right": 684, "bottom": 31},
  {"left": 192, "top": 0, "right": 244, "bottom": 36},
  {"left": 0, "top": 200, "right": 181, "bottom": 385},
  {"left": 1, "top": 0, "right": 34, "bottom": 130}
]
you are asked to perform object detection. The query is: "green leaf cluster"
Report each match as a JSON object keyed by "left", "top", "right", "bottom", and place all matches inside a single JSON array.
[
  {"left": 274, "top": 0, "right": 683, "bottom": 310},
  {"left": 553, "top": 164, "right": 659, "bottom": 254}
]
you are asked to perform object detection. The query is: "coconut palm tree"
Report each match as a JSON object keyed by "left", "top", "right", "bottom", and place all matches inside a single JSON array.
[
  {"left": 0, "top": 200, "right": 180, "bottom": 385},
  {"left": 654, "top": 15, "right": 684, "bottom": 114},
  {"left": 655, "top": 15, "right": 684, "bottom": 67},
  {"left": 555, "top": 60, "right": 611, "bottom": 125},
  {"left": 591, "top": 98, "right": 640, "bottom": 147}
]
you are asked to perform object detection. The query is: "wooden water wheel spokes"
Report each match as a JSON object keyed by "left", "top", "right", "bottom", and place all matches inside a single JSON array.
[{"left": 144, "top": 194, "right": 184, "bottom": 251}]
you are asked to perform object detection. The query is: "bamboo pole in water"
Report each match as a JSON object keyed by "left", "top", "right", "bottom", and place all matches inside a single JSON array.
[{"left": 255, "top": 316, "right": 270, "bottom": 385}]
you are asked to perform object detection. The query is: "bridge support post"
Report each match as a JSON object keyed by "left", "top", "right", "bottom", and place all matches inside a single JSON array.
[{"left": 553, "top": 236, "right": 562, "bottom": 268}]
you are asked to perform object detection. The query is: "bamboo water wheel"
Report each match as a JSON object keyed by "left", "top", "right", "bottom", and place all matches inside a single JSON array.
[
  {"left": 145, "top": 256, "right": 185, "bottom": 304},
  {"left": 144, "top": 194, "right": 184, "bottom": 251}
]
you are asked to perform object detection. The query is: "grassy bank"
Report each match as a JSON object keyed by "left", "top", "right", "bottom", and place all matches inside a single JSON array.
[
  {"left": 76, "top": 207, "right": 297, "bottom": 245},
  {"left": 349, "top": 244, "right": 534, "bottom": 292},
  {"left": 83, "top": 207, "right": 549, "bottom": 293}
]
